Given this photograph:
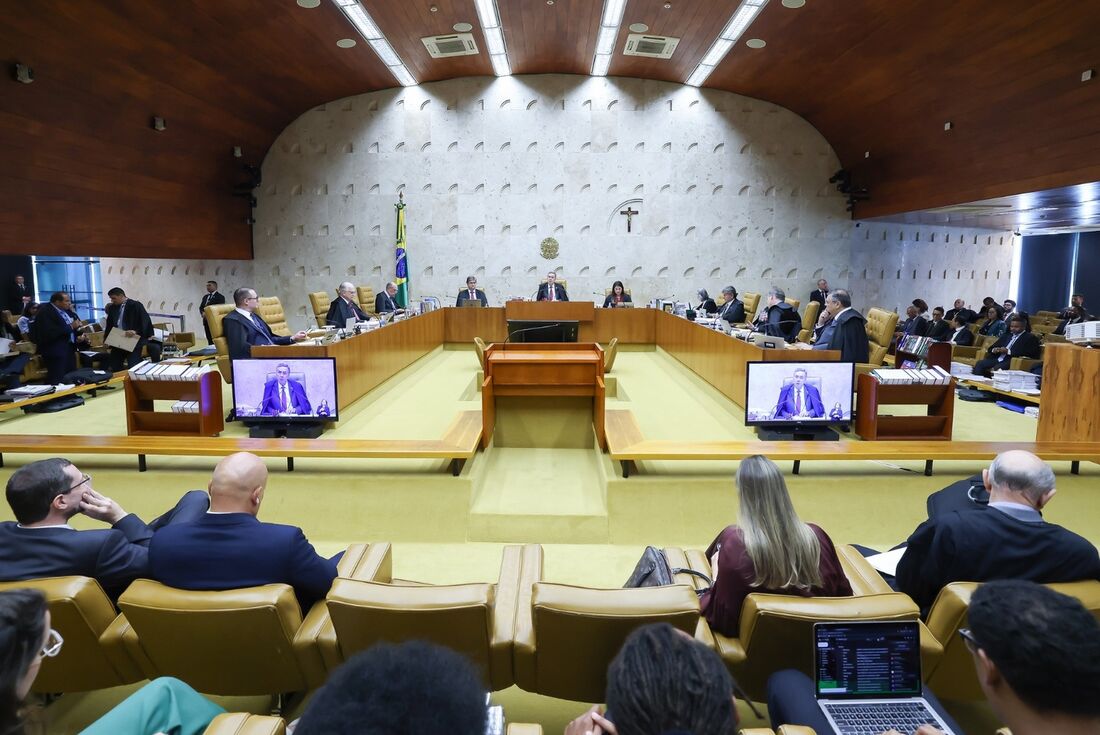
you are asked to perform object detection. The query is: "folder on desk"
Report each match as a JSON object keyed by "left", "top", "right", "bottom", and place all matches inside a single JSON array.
[{"left": 104, "top": 330, "right": 140, "bottom": 352}]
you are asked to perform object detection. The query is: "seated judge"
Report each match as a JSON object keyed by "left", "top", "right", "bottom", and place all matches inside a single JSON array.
[
  {"left": 222, "top": 287, "right": 308, "bottom": 360},
  {"left": 977, "top": 305, "right": 1007, "bottom": 338},
  {"left": 456, "top": 275, "right": 488, "bottom": 307},
  {"left": 695, "top": 289, "right": 717, "bottom": 315},
  {"left": 374, "top": 281, "right": 404, "bottom": 314},
  {"left": 603, "top": 280, "right": 631, "bottom": 308},
  {"left": 536, "top": 271, "right": 568, "bottom": 302},
  {"left": 149, "top": 452, "right": 339, "bottom": 612},
  {"left": 258, "top": 362, "right": 311, "bottom": 416},
  {"left": 716, "top": 286, "right": 745, "bottom": 324},
  {"left": 972, "top": 313, "right": 1041, "bottom": 377},
  {"left": 948, "top": 313, "right": 974, "bottom": 345},
  {"left": 752, "top": 288, "right": 800, "bottom": 341},
  {"left": 925, "top": 305, "right": 952, "bottom": 340},
  {"left": 326, "top": 281, "right": 368, "bottom": 326},
  {"left": 700, "top": 455, "right": 851, "bottom": 636},
  {"left": 0, "top": 458, "right": 208, "bottom": 599},
  {"left": 104, "top": 287, "right": 157, "bottom": 371},
  {"left": 795, "top": 289, "right": 869, "bottom": 362},
  {"left": 775, "top": 367, "right": 825, "bottom": 419}
]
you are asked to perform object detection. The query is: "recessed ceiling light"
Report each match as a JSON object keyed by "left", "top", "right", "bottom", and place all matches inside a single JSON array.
[
  {"left": 628, "top": 22, "right": 649, "bottom": 33},
  {"left": 453, "top": 22, "right": 473, "bottom": 32},
  {"left": 746, "top": 38, "right": 766, "bottom": 48},
  {"left": 336, "top": 38, "right": 357, "bottom": 48},
  {"left": 663, "top": 2, "right": 672, "bottom": 7},
  {"left": 546, "top": 0, "right": 554, "bottom": 5},
  {"left": 296, "top": 0, "right": 321, "bottom": 7},
  {"left": 781, "top": 0, "right": 806, "bottom": 7},
  {"left": 430, "top": 4, "right": 438, "bottom": 11}
]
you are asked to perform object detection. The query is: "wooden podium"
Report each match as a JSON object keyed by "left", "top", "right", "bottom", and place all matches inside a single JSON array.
[{"left": 481, "top": 342, "right": 605, "bottom": 449}]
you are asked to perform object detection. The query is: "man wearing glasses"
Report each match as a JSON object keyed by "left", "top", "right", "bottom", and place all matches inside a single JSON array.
[
  {"left": 222, "top": 287, "right": 308, "bottom": 361},
  {"left": 0, "top": 458, "right": 208, "bottom": 598}
]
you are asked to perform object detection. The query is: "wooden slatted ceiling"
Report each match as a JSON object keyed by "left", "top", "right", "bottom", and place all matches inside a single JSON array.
[
  {"left": 497, "top": 0, "right": 603, "bottom": 76},
  {"left": 369, "top": 0, "right": 493, "bottom": 82},
  {"left": 607, "top": 0, "right": 740, "bottom": 83}
]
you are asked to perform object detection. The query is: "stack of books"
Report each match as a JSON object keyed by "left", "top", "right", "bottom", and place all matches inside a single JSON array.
[
  {"left": 991, "top": 370, "right": 1040, "bottom": 394},
  {"left": 170, "top": 400, "right": 201, "bottom": 413},
  {"left": 129, "top": 359, "right": 210, "bottom": 381},
  {"left": 871, "top": 366, "right": 953, "bottom": 385},
  {"left": 899, "top": 335, "right": 933, "bottom": 358},
  {"left": 950, "top": 361, "right": 975, "bottom": 377}
]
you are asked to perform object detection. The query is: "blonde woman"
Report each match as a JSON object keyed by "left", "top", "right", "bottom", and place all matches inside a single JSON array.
[{"left": 700, "top": 455, "right": 852, "bottom": 635}]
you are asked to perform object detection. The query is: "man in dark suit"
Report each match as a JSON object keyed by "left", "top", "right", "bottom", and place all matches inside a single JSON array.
[
  {"left": 1058, "top": 293, "right": 1090, "bottom": 320},
  {"left": 149, "top": 452, "right": 338, "bottom": 612},
  {"left": 7, "top": 275, "right": 31, "bottom": 315},
  {"left": 31, "top": 291, "right": 89, "bottom": 383},
  {"left": 894, "top": 451, "right": 1100, "bottom": 616},
  {"left": 948, "top": 314, "right": 975, "bottom": 345},
  {"left": 972, "top": 314, "right": 1041, "bottom": 377},
  {"left": 536, "top": 271, "right": 568, "bottom": 302},
  {"left": 925, "top": 306, "right": 952, "bottom": 340},
  {"left": 0, "top": 458, "right": 208, "bottom": 599},
  {"left": 753, "top": 287, "right": 800, "bottom": 342},
  {"left": 774, "top": 367, "right": 825, "bottom": 419},
  {"left": 258, "top": 362, "right": 311, "bottom": 416},
  {"left": 326, "top": 281, "right": 368, "bottom": 326},
  {"left": 808, "top": 278, "right": 829, "bottom": 307},
  {"left": 199, "top": 280, "right": 225, "bottom": 344},
  {"left": 104, "top": 287, "right": 156, "bottom": 370},
  {"left": 893, "top": 303, "right": 929, "bottom": 347},
  {"left": 374, "top": 282, "right": 404, "bottom": 314},
  {"left": 716, "top": 286, "right": 745, "bottom": 324},
  {"left": 944, "top": 298, "right": 975, "bottom": 324},
  {"left": 455, "top": 276, "right": 488, "bottom": 307},
  {"left": 804, "top": 289, "right": 869, "bottom": 362},
  {"left": 222, "top": 287, "right": 308, "bottom": 360}
]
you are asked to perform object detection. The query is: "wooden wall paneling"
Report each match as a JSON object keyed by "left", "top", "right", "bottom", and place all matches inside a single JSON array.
[
  {"left": 607, "top": 0, "right": 741, "bottom": 83},
  {"left": 367, "top": 0, "right": 494, "bottom": 83},
  {"left": 443, "top": 307, "right": 509, "bottom": 343},
  {"left": 593, "top": 308, "right": 656, "bottom": 344},
  {"left": 1036, "top": 344, "right": 1100, "bottom": 442}
]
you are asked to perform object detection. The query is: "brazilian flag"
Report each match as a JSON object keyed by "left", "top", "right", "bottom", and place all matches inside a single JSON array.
[{"left": 394, "top": 197, "right": 409, "bottom": 308}]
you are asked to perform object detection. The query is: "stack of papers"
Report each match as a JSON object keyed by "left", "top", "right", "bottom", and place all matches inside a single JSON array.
[
  {"left": 871, "top": 366, "right": 952, "bottom": 385},
  {"left": 6, "top": 384, "right": 55, "bottom": 398},
  {"left": 170, "top": 400, "right": 200, "bottom": 413},
  {"left": 950, "top": 361, "right": 977, "bottom": 377},
  {"left": 128, "top": 360, "right": 210, "bottom": 381},
  {"left": 992, "top": 370, "right": 1040, "bottom": 393}
]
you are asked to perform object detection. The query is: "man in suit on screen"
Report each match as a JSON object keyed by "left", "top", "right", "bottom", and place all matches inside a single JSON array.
[
  {"left": 326, "top": 282, "right": 368, "bottom": 326},
  {"left": 222, "top": 287, "right": 307, "bottom": 360},
  {"left": 258, "top": 363, "right": 311, "bottom": 416},
  {"left": 774, "top": 368, "right": 825, "bottom": 419},
  {"left": 536, "top": 272, "right": 568, "bottom": 302}
]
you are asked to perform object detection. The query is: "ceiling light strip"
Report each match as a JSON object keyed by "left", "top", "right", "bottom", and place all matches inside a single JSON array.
[
  {"left": 330, "top": 0, "right": 418, "bottom": 86},
  {"left": 591, "top": 0, "right": 627, "bottom": 77},
  {"left": 474, "top": 0, "right": 511, "bottom": 76},
  {"left": 685, "top": 0, "right": 769, "bottom": 88}
]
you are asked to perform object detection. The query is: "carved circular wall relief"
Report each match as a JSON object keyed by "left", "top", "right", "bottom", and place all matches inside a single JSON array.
[{"left": 540, "top": 237, "right": 560, "bottom": 260}]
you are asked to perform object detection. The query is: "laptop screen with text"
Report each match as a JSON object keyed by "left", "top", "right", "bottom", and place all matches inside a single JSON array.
[{"left": 814, "top": 621, "right": 923, "bottom": 699}]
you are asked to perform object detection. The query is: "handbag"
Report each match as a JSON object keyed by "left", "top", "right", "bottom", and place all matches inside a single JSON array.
[{"left": 623, "top": 546, "right": 712, "bottom": 595}]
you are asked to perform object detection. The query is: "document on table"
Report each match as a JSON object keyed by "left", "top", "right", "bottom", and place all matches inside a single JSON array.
[
  {"left": 865, "top": 547, "right": 907, "bottom": 576},
  {"left": 104, "top": 330, "right": 140, "bottom": 352}
]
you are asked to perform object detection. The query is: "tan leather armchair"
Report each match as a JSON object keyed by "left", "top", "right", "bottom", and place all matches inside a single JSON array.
[
  {"left": 785, "top": 297, "right": 801, "bottom": 311},
  {"left": 204, "top": 713, "right": 286, "bottom": 735},
  {"left": 204, "top": 303, "right": 236, "bottom": 383},
  {"left": 952, "top": 334, "right": 997, "bottom": 367},
  {"left": 356, "top": 286, "right": 376, "bottom": 312},
  {"left": 923, "top": 580, "right": 1100, "bottom": 701},
  {"left": 474, "top": 336, "right": 488, "bottom": 369},
  {"left": 742, "top": 292, "right": 761, "bottom": 320},
  {"left": 604, "top": 336, "right": 619, "bottom": 373},
  {"left": 0, "top": 576, "right": 143, "bottom": 692},
  {"left": 678, "top": 545, "right": 943, "bottom": 701},
  {"left": 321, "top": 544, "right": 522, "bottom": 691},
  {"left": 257, "top": 297, "right": 291, "bottom": 336},
  {"left": 853, "top": 307, "right": 900, "bottom": 379},
  {"left": 308, "top": 291, "right": 332, "bottom": 328},
  {"left": 797, "top": 301, "right": 821, "bottom": 343},
  {"left": 513, "top": 544, "right": 702, "bottom": 702}
]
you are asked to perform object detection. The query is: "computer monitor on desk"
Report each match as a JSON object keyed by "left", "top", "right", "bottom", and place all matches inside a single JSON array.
[{"left": 505, "top": 320, "right": 579, "bottom": 343}]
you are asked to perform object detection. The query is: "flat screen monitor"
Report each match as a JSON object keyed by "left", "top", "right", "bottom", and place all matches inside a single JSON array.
[
  {"left": 744, "top": 360, "right": 854, "bottom": 427},
  {"left": 506, "top": 320, "right": 579, "bottom": 343},
  {"left": 230, "top": 357, "right": 339, "bottom": 422}
]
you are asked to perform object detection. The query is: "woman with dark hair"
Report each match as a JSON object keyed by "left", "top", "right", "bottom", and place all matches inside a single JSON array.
[
  {"left": 603, "top": 281, "right": 632, "bottom": 308},
  {"left": 699, "top": 455, "right": 852, "bottom": 636},
  {"left": 0, "top": 588, "right": 223, "bottom": 735},
  {"left": 566, "top": 623, "right": 737, "bottom": 735},
  {"left": 16, "top": 303, "right": 37, "bottom": 341},
  {"left": 695, "top": 289, "right": 718, "bottom": 315},
  {"left": 977, "top": 306, "right": 1007, "bottom": 338}
]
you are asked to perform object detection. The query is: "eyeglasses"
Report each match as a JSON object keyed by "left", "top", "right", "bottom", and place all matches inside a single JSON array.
[
  {"left": 68, "top": 474, "right": 92, "bottom": 493},
  {"left": 959, "top": 627, "right": 980, "bottom": 651},
  {"left": 41, "top": 628, "right": 63, "bottom": 658}
]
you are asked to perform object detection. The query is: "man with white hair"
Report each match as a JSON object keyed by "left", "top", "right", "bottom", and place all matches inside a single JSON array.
[
  {"left": 895, "top": 450, "right": 1100, "bottom": 614},
  {"left": 325, "top": 281, "right": 368, "bottom": 326}
]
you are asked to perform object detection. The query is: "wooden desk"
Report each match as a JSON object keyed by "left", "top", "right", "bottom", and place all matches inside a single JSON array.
[
  {"left": 1038, "top": 343, "right": 1100, "bottom": 441},
  {"left": 0, "top": 375, "right": 125, "bottom": 413},
  {"left": 482, "top": 342, "right": 605, "bottom": 449},
  {"left": 958, "top": 379, "right": 1041, "bottom": 406},
  {"left": 443, "top": 305, "right": 655, "bottom": 345},
  {"left": 254, "top": 310, "right": 444, "bottom": 410}
]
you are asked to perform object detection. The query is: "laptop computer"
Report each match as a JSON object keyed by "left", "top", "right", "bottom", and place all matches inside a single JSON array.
[{"left": 814, "top": 621, "right": 955, "bottom": 735}]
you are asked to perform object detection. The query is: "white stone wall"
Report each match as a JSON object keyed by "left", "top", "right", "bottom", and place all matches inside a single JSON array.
[{"left": 99, "top": 74, "right": 1015, "bottom": 330}]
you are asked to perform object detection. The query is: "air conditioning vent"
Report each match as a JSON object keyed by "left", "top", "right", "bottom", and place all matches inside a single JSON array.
[
  {"left": 421, "top": 33, "right": 479, "bottom": 58},
  {"left": 623, "top": 34, "right": 679, "bottom": 59}
]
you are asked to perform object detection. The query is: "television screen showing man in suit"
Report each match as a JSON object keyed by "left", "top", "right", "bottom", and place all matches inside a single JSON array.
[
  {"left": 744, "top": 361, "right": 854, "bottom": 424},
  {"left": 230, "top": 357, "right": 338, "bottom": 421}
]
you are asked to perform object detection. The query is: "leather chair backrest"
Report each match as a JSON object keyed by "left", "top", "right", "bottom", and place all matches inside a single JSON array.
[
  {"left": 204, "top": 303, "right": 236, "bottom": 383},
  {"left": 257, "top": 297, "right": 290, "bottom": 336},
  {"left": 785, "top": 297, "right": 801, "bottom": 310},
  {"left": 326, "top": 578, "right": 512, "bottom": 690},
  {"left": 924, "top": 580, "right": 1100, "bottom": 701},
  {"left": 865, "top": 308, "right": 899, "bottom": 350},
  {"left": 801, "top": 301, "right": 821, "bottom": 334},
  {"left": 742, "top": 293, "right": 761, "bottom": 318},
  {"left": 541, "top": 279, "right": 568, "bottom": 291},
  {"left": 516, "top": 583, "right": 699, "bottom": 702},
  {"left": 356, "top": 286, "right": 375, "bottom": 312},
  {"left": 118, "top": 580, "right": 309, "bottom": 695},
  {"left": 473, "top": 337, "right": 487, "bottom": 369},
  {"left": 205, "top": 713, "right": 287, "bottom": 735},
  {"left": 604, "top": 337, "right": 619, "bottom": 372},
  {"left": 603, "top": 287, "right": 632, "bottom": 295},
  {"left": 308, "top": 292, "right": 331, "bottom": 327},
  {"left": 0, "top": 576, "right": 137, "bottom": 692}
]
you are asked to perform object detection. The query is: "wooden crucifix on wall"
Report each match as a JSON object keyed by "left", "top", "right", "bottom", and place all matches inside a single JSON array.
[{"left": 619, "top": 206, "right": 639, "bottom": 233}]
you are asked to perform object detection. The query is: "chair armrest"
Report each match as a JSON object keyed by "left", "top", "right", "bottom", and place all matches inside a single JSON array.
[
  {"left": 204, "top": 713, "right": 287, "bottom": 735},
  {"left": 951, "top": 345, "right": 980, "bottom": 360},
  {"left": 1010, "top": 357, "right": 1041, "bottom": 372},
  {"left": 491, "top": 545, "right": 524, "bottom": 689},
  {"left": 835, "top": 545, "right": 893, "bottom": 596},
  {"left": 506, "top": 725, "right": 543, "bottom": 735},
  {"left": 779, "top": 728, "right": 818, "bottom": 735},
  {"left": 740, "top": 730, "right": 777, "bottom": 735},
  {"left": 293, "top": 601, "right": 334, "bottom": 689},
  {"left": 341, "top": 542, "right": 392, "bottom": 582},
  {"left": 512, "top": 544, "right": 544, "bottom": 689},
  {"left": 98, "top": 613, "right": 145, "bottom": 682}
]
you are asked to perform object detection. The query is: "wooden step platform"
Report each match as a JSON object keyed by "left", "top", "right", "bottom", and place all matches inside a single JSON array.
[
  {"left": 605, "top": 409, "right": 1099, "bottom": 477},
  {"left": 0, "top": 410, "right": 483, "bottom": 475}
]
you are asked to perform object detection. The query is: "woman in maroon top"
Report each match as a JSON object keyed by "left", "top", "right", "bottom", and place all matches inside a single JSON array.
[{"left": 700, "top": 455, "right": 852, "bottom": 637}]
